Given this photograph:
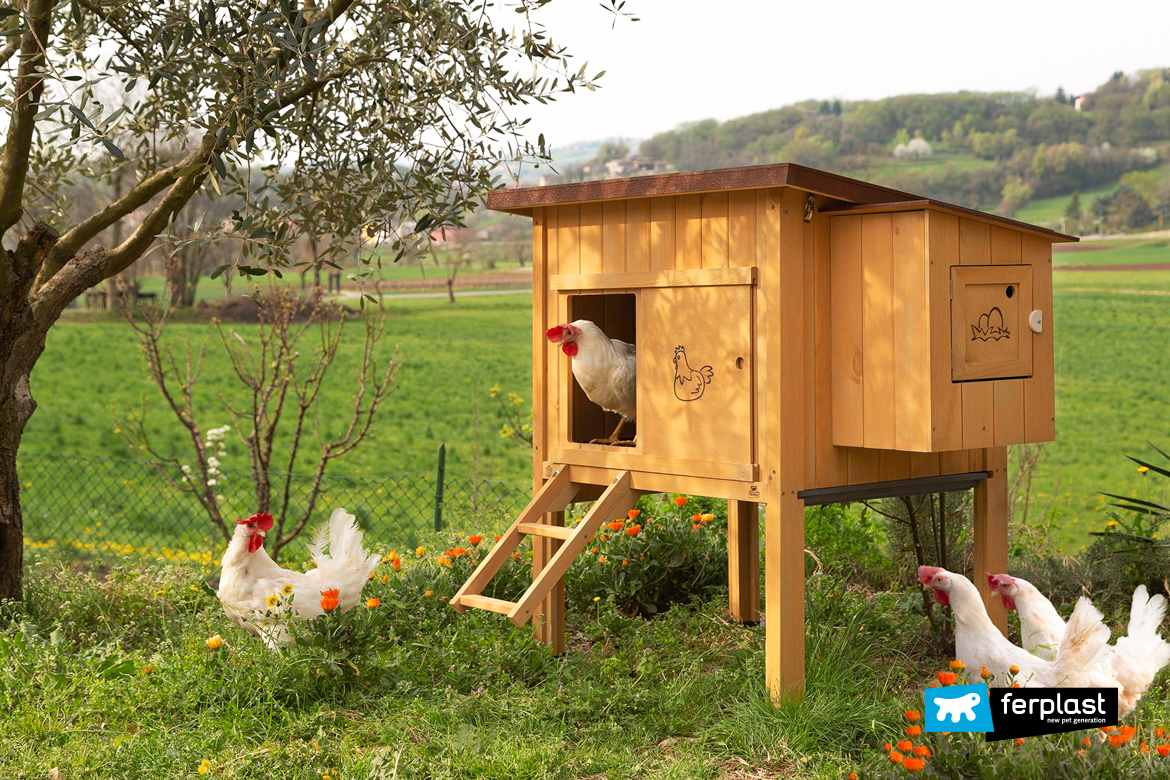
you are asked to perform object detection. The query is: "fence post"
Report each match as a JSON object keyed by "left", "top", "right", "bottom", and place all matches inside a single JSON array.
[{"left": 433, "top": 443, "right": 446, "bottom": 532}]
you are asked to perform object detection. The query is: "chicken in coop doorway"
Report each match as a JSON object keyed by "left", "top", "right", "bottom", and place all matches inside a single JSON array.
[{"left": 547, "top": 319, "right": 636, "bottom": 446}]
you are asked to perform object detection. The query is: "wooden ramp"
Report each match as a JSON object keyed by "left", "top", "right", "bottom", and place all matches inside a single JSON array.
[{"left": 451, "top": 467, "right": 639, "bottom": 626}]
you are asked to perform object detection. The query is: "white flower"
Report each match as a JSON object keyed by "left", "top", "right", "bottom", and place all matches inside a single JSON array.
[
  {"left": 206, "top": 479, "right": 218, "bottom": 486},
  {"left": 207, "top": 457, "right": 220, "bottom": 468},
  {"left": 215, "top": 494, "right": 225, "bottom": 503}
]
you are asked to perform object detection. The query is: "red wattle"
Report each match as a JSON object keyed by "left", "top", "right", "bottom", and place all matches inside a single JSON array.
[
  {"left": 1001, "top": 595, "right": 1016, "bottom": 611},
  {"left": 562, "top": 342, "right": 578, "bottom": 357},
  {"left": 247, "top": 534, "right": 263, "bottom": 553},
  {"left": 932, "top": 589, "right": 950, "bottom": 607}
]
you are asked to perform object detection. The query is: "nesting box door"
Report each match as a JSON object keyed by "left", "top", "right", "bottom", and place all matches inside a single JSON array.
[
  {"left": 638, "top": 285, "right": 755, "bottom": 473},
  {"left": 951, "top": 265, "right": 1034, "bottom": 381}
]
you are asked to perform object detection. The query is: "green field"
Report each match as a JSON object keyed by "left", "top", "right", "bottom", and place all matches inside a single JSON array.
[{"left": 19, "top": 240, "right": 1170, "bottom": 553}]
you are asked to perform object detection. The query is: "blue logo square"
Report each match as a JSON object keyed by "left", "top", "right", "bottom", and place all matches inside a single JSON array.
[{"left": 925, "top": 683, "right": 995, "bottom": 733}]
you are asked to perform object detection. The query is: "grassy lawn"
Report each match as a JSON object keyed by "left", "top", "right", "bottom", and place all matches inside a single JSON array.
[{"left": 1016, "top": 180, "right": 1121, "bottom": 228}]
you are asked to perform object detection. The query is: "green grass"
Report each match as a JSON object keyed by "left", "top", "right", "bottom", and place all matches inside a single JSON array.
[
  {"left": 1015, "top": 180, "right": 1122, "bottom": 228},
  {"left": 26, "top": 294, "right": 536, "bottom": 483},
  {"left": 864, "top": 152, "right": 997, "bottom": 181},
  {"left": 1054, "top": 238, "right": 1170, "bottom": 268}
]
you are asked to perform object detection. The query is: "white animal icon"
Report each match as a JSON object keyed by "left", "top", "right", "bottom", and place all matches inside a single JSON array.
[{"left": 933, "top": 692, "right": 982, "bottom": 723}]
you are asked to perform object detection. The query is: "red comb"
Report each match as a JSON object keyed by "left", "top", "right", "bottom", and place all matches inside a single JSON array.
[
  {"left": 236, "top": 511, "right": 274, "bottom": 531},
  {"left": 546, "top": 325, "right": 566, "bottom": 343}
]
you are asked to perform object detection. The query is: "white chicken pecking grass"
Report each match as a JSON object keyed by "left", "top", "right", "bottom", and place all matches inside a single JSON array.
[
  {"left": 547, "top": 319, "right": 636, "bottom": 446},
  {"left": 988, "top": 572, "right": 1170, "bottom": 715},
  {"left": 921, "top": 566, "right": 1169, "bottom": 717},
  {"left": 216, "top": 509, "right": 380, "bottom": 648}
]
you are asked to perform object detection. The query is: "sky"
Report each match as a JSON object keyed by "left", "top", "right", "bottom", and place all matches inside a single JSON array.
[{"left": 516, "top": 0, "right": 1170, "bottom": 150}]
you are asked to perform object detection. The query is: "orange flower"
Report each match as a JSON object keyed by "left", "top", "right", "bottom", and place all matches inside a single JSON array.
[
  {"left": 205, "top": 634, "right": 223, "bottom": 650},
  {"left": 627, "top": 509, "right": 641, "bottom": 519},
  {"left": 392, "top": 559, "right": 402, "bottom": 571},
  {"left": 1008, "top": 664, "right": 1020, "bottom": 674},
  {"left": 691, "top": 514, "right": 702, "bottom": 523},
  {"left": 896, "top": 740, "right": 912, "bottom": 753},
  {"left": 600, "top": 534, "right": 608, "bottom": 542},
  {"left": 622, "top": 559, "right": 629, "bottom": 566},
  {"left": 936, "top": 672, "right": 957, "bottom": 686},
  {"left": 381, "top": 575, "right": 389, "bottom": 584},
  {"left": 320, "top": 589, "right": 340, "bottom": 612},
  {"left": 1157, "top": 745, "right": 1170, "bottom": 758},
  {"left": 607, "top": 521, "right": 624, "bottom": 532},
  {"left": 626, "top": 524, "right": 642, "bottom": 537},
  {"left": 592, "top": 547, "right": 599, "bottom": 553},
  {"left": 598, "top": 555, "right": 607, "bottom": 563},
  {"left": 905, "top": 725, "right": 921, "bottom": 737},
  {"left": 1109, "top": 725, "right": 1137, "bottom": 748},
  {"left": 902, "top": 757, "right": 924, "bottom": 772},
  {"left": 1157, "top": 728, "right": 1167, "bottom": 738},
  {"left": 904, "top": 710, "right": 920, "bottom": 722},
  {"left": 882, "top": 743, "right": 892, "bottom": 753},
  {"left": 889, "top": 751, "right": 903, "bottom": 764},
  {"left": 912, "top": 746, "right": 930, "bottom": 758},
  {"left": 980, "top": 666, "right": 991, "bottom": 679},
  {"left": 1099, "top": 727, "right": 1114, "bottom": 734},
  {"left": 849, "top": 775, "right": 858, "bottom": 780},
  {"left": 1014, "top": 738, "right": 1025, "bottom": 746},
  {"left": 1012, "top": 683, "right": 1020, "bottom": 688},
  {"left": 469, "top": 535, "right": 483, "bottom": 546},
  {"left": 494, "top": 535, "right": 502, "bottom": 542},
  {"left": 368, "top": 571, "right": 376, "bottom": 580},
  {"left": 1082, "top": 737, "right": 1092, "bottom": 746},
  {"left": 445, "top": 547, "right": 468, "bottom": 558},
  {"left": 1142, "top": 742, "right": 1150, "bottom": 754},
  {"left": 674, "top": 496, "right": 687, "bottom": 507},
  {"left": 366, "top": 597, "right": 379, "bottom": 609},
  {"left": 692, "top": 523, "right": 701, "bottom": 531},
  {"left": 950, "top": 659, "right": 965, "bottom": 671},
  {"left": 424, "top": 590, "right": 433, "bottom": 597},
  {"left": 437, "top": 555, "right": 451, "bottom": 567},
  {"left": 141, "top": 666, "right": 153, "bottom": 674}
]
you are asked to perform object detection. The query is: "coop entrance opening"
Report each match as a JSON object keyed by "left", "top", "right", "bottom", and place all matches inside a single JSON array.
[{"left": 568, "top": 293, "right": 637, "bottom": 446}]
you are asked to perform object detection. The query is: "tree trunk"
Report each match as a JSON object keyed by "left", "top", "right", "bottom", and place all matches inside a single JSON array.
[{"left": 0, "top": 327, "right": 43, "bottom": 602}]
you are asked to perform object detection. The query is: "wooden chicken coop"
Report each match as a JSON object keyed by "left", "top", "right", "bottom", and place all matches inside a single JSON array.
[{"left": 451, "top": 163, "right": 1075, "bottom": 701}]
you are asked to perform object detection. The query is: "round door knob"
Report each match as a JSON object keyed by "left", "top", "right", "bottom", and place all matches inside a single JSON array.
[{"left": 1028, "top": 310, "right": 1043, "bottom": 333}]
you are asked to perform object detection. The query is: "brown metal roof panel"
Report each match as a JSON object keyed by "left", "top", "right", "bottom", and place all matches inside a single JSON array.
[{"left": 486, "top": 162, "right": 1077, "bottom": 243}]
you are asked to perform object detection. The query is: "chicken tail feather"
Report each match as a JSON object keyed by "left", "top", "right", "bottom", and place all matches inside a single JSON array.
[
  {"left": 1112, "top": 586, "right": 1170, "bottom": 710},
  {"left": 1053, "top": 597, "right": 1110, "bottom": 684}
]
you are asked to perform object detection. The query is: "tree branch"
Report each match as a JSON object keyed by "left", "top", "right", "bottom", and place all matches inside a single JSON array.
[{"left": 0, "top": 0, "right": 52, "bottom": 241}]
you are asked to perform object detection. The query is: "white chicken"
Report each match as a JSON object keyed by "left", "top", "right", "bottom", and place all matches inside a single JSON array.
[
  {"left": 986, "top": 573, "right": 1066, "bottom": 660},
  {"left": 216, "top": 509, "right": 380, "bottom": 648},
  {"left": 921, "top": 566, "right": 1169, "bottom": 717},
  {"left": 989, "top": 572, "right": 1170, "bottom": 715},
  {"left": 547, "top": 320, "right": 636, "bottom": 445}
]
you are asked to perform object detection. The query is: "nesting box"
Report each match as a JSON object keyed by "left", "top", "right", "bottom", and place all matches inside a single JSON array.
[{"left": 452, "top": 163, "right": 1074, "bottom": 702}]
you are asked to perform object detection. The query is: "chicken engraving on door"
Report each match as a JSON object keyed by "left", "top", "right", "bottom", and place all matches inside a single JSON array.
[
  {"left": 672, "top": 345, "right": 714, "bottom": 402},
  {"left": 970, "top": 307, "right": 1011, "bottom": 342}
]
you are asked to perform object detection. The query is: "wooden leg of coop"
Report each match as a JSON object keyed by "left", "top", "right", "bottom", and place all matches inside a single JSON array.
[
  {"left": 765, "top": 494, "right": 806, "bottom": 702},
  {"left": 973, "top": 447, "right": 1009, "bottom": 635},
  {"left": 727, "top": 499, "right": 760, "bottom": 623},
  {"left": 531, "top": 509, "right": 566, "bottom": 654}
]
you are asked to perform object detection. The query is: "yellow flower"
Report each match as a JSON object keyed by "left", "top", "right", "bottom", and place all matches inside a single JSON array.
[
  {"left": 424, "top": 590, "right": 433, "bottom": 597},
  {"left": 1009, "top": 664, "right": 1020, "bottom": 674},
  {"left": 154, "top": 589, "right": 165, "bottom": 597},
  {"left": 593, "top": 596, "right": 601, "bottom": 602},
  {"left": 265, "top": 594, "right": 279, "bottom": 608},
  {"left": 206, "top": 635, "right": 223, "bottom": 650},
  {"left": 1138, "top": 466, "right": 1150, "bottom": 474},
  {"left": 280, "top": 583, "right": 294, "bottom": 596},
  {"left": 198, "top": 759, "right": 211, "bottom": 775},
  {"left": 1106, "top": 520, "right": 1119, "bottom": 528},
  {"left": 950, "top": 659, "right": 965, "bottom": 671},
  {"left": 416, "top": 546, "right": 426, "bottom": 556}
]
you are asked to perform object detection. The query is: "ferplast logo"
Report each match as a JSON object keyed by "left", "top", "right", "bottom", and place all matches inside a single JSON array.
[{"left": 924, "top": 683, "right": 995, "bottom": 733}]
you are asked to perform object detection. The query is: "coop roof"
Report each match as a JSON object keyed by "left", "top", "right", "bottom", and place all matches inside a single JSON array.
[{"left": 486, "top": 162, "right": 1077, "bottom": 243}]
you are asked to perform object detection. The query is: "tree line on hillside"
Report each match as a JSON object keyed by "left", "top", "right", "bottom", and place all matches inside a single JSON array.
[{"left": 638, "top": 69, "right": 1170, "bottom": 218}]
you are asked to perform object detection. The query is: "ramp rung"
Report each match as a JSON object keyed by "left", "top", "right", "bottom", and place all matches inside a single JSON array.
[
  {"left": 457, "top": 594, "right": 517, "bottom": 615},
  {"left": 517, "top": 522, "right": 574, "bottom": 540}
]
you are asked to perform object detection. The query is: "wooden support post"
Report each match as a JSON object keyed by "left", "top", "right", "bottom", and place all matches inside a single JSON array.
[
  {"left": 973, "top": 446, "right": 1009, "bottom": 634},
  {"left": 765, "top": 493, "right": 806, "bottom": 702},
  {"left": 532, "top": 510, "right": 566, "bottom": 654},
  {"left": 727, "top": 499, "right": 760, "bottom": 623}
]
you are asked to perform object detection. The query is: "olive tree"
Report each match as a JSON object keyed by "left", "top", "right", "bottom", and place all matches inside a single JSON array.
[{"left": 0, "top": 0, "right": 615, "bottom": 599}]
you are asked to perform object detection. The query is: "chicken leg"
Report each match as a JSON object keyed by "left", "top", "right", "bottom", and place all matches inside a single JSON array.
[{"left": 591, "top": 417, "right": 636, "bottom": 447}]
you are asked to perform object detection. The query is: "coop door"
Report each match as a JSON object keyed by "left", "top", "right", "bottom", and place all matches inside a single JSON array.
[
  {"left": 951, "top": 265, "right": 1034, "bottom": 381},
  {"left": 638, "top": 285, "right": 754, "bottom": 473}
]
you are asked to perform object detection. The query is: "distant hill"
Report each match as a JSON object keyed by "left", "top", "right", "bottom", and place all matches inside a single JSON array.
[{"left": 635, "top": 69, "right": 1170, "bottom": 231}]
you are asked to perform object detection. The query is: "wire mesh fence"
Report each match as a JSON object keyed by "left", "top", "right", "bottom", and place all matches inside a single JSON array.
[{"left": 19, "top": 451, "right": 530, "bottom": 563}]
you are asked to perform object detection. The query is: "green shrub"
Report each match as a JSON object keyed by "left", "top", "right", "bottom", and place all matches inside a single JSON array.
[{"left": 805, "top": 503, "right": 894, "bottom": 587}]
